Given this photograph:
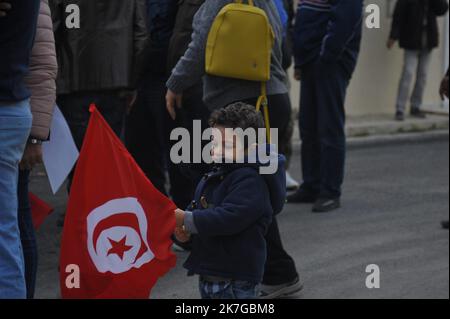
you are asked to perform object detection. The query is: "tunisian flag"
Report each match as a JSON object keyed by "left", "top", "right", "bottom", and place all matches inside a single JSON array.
[{"left": 60, "top": 105, "right": 177, "bottom": 299}]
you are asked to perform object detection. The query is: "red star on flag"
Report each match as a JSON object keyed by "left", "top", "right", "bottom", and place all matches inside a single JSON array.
[{"left": 107, "top": 237, "right": 133, "bottom": 260}]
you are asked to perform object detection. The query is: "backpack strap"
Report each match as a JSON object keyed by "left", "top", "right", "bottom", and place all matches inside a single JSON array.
[
  {"left": 235, "top": 0, "right": 255, "bottom": 5},
  {"left": 256, "top": 82, "right": 271, "bottom": 142}
]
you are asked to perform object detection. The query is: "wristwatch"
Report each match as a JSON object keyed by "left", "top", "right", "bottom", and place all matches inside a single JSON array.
[{"left": 28, "top": 137, "right": 43, "bottom": 146}]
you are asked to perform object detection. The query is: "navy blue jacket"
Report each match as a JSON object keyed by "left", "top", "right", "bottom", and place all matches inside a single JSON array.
[
  {"left": 293, "top": 0, "right": 363, "bottom": 76},
  {"left": 183, "top": 153, "right": 287, "bottom": 283},
  {"left": 0, "top": 0, "right": 40, "bottom": 103}
]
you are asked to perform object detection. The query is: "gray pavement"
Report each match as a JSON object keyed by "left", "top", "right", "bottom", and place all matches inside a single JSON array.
[{"left": 32, "top": 138, "right": 449, "bottom": 299}]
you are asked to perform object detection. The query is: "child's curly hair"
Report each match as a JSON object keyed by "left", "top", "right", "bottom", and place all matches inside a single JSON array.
[{"left": 209, "top": 102, "right": 265, "bottom": 131}]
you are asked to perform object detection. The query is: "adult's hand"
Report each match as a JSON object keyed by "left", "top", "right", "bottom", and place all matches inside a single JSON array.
[
  {"left": 166, "top": 89, "right": 183, "bottom": 120},
  {"left": 20, "top": 144, "right": 43, "bottom": 171},
  {"left": 440, "top": 75, "right": 449, "bottom": 100},
  {"left": 0, "top": 1, "right": 12, "bottom": 17},
  {"left": 387, "top": 38, "right": 396, "bottom": 50}
]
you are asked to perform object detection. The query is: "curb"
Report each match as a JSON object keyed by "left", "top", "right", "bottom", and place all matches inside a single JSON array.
[{"left": 292, "top": 129, "right": 449, "bottom": 152}]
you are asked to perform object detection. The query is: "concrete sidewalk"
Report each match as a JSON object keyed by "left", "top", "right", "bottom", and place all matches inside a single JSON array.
[{"left": 292, "top": 113, "right": 449, "bottom": 149}]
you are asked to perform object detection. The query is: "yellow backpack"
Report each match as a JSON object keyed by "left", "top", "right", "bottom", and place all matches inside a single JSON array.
[{"left": 205, "top": 0, "right": 275, "bottom": 140}]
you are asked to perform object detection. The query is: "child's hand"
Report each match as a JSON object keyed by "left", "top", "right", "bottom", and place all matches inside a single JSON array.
[
  {"left": 175, "top": 209, "right": 185, "bottom": 228},
  {"left": 174, "top": 227, "right": 191, "bottom": 243}
]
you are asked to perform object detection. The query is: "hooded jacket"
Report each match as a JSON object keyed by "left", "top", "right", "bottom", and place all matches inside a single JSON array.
[
  {"left": 0, "top": 0, "right": 40, "bottom": 103},
  {"left": 182, "top": 150, "right": 287, "bottom": 283}
]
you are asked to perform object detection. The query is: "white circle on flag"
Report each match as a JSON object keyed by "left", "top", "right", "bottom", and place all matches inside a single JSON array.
[{"left": 87, "top": 197, "right": 155, "bottom": 274}]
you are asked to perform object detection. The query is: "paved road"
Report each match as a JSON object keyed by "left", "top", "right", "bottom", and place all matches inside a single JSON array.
[{"left": 32, "top": 139, "right": 449, "bottom": 299}]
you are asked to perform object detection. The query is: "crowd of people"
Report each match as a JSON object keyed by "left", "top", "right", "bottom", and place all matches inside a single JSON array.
[{"left": 0, "top": 0, "right": 448, "bottom": 299}]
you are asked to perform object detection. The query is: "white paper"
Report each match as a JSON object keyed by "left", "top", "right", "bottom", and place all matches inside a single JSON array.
[{"left": 42, "top": 106, "right": 79, "bottom": 194}]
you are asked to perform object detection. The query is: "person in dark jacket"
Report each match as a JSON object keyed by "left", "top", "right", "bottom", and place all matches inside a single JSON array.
[
  {"left": 388, "top": 0, "right": 449, "bottom": 120},
  {"left": 0, "top": 0, "right": 40, "bottom": 299},
  {"left": 125, "top": 0, "right": 178, "bottom": 195},
  {"left": 288, "top": 0, "right": 364, "bottom": 213},
  {"left": 49, "top": 0, "right": 149, "bottom": 151},
  {"left": 174, "top": 103, "right": 286, "bottom": 299}
]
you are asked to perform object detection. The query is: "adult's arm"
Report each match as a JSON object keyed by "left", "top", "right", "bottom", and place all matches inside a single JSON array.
[
  {"left": 24, "top": 0, "right": 58, "bottom": 141},
  {"left": 131, "top": 0, "right": 150, "bottom": 89},
  {"left": 166, "top": 0, "right": 228, "bottom": 94}
]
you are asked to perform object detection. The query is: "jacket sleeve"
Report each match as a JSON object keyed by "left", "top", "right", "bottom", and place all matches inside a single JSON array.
[
  {"left": 390, "top": 0, "right": 406, "bottom": 40},
  {"left": 190, "top": 170, "right": 270, "bottom": 237},
  {"left": 24, "top": 0, "right": 58, "bottom": 140},
  {"left": 132, "top": 0, "right": 151, "bottom": 89},
  {"left": 430, "top": 0, "right": 449, "bottom": 16},
  {"left": 166, "top": 0, "right": 227, "bottom": 93},
  {"left": 320, "top": 0, "right": 364, "bottom": 63}
]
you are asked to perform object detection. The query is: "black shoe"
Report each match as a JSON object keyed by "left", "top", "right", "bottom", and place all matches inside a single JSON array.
[
  {"left": 395, "top": 111, "right": 405, "bottom": 121},
  {"left": 312, "top": 197, "right": 341, "bottom": 213},
  {"left": 442, "top": 221, "right": 449, "bottom": 230},
  {"left": 287, "top": 189, "right": 318, "bottom": 204},
  {"left": 411, "top": 108, "right": 427, "bottom": 119}
]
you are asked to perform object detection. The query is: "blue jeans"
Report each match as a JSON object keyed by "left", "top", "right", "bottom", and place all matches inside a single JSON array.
[
  {"left": 199, "top": 278, "right": 260, "bottom": 299},
  {"left": 0, "top": 100, "right": 32, "bottom": 299},
  {"left": 18, "top": 170, "right": 38, "bottom": 299}
]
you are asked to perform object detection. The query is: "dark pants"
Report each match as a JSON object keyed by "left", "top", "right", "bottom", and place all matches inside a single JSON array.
[
  {"left": 58, "top": 91, "right": 127, "bottom": 189},
  {"left": 168, "top": 83, "right": 211, "bottom": 209},
  {"left": 299, "top": 60, "right": 351, "bottom": 199},
  {"left": 243, "top": 93, "right": 298, "bottom": 285},
  {"left": 125, "top": 73, "right": 170, "bottom": 195},
  {"left": 58, "top": 91, "right": 127, "bottom": 151},
  {"left": 17, "top": 170, "right": 37, "bottom": 299}
]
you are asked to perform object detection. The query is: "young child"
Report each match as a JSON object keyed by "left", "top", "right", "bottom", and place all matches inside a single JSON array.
[{"left": 174, "top": 102, "right": 286, "bottom": 299}]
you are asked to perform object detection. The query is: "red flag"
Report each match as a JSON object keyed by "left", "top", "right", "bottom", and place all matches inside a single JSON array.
[
  {"left": 29, "top": 192, "right": 54, "bottom": 229},
  {"left": 59, "top": 105, "right": 177, "bottom": 299}
]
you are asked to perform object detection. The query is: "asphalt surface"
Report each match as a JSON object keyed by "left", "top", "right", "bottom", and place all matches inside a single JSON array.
[{"left": 32, "top": 138, "right": 449, "bottom": 299}]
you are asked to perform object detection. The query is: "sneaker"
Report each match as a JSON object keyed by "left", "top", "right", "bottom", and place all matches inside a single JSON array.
[
  {"left": 395, "top": 111, "right": 405, "bottom": 121},
  {"left": 411, "top": 108, "right": 427, "bottom": 119},
  {"left": 286, "top": 171, "right": 300, "bottom": 191},
  {"left": 312, "top": 197, "right": 341, "bottom": 213},
  {"left": 260, "top": 277, "right": 303, "bottom": 299},
  {"left": 287, "top": 188, "right": 318, "bottom": 204},
  {"left": 442, "top": 221, "right": 449, "bottom": 230}
]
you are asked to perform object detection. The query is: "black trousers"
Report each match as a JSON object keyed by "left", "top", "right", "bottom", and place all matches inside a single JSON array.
[
  {"left": 58, "top": 91, "right": 127, "bottom": 151},
  {"left": 243, "top": 93, "right": 299, "bottom": 285},
  {"left": 167, "top": 83, "right": 211, "bottom": 209},
  {"left": 125, "top": 73, "right": 170, "bottom": 195},
  {"left": 242, "top": 93, "right": 292, "bottom": 157}
]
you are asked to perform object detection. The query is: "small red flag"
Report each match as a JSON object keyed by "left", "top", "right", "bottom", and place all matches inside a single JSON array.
[
  {"left": 59, "top": 105, "right": 177, "bottom": 299},
  {"left": 29, "top": 192, "right": 54, "bottom": 230}
]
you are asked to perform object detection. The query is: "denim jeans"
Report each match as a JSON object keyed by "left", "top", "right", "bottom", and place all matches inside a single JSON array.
[
  {"left": 199, "top": 278, "right": 260, "bottom": 299},
  {"left": 0, "top": 100, "right": 32, "bottom": 299},
  {"left": 299, "top": 59, "right": 351, "bottom": 199},
  {"left": 18, "top": 170, "right": 38, "bottom": 299}
]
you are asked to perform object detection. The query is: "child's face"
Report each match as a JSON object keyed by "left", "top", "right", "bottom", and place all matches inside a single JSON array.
[{"left": 211, "top": 125, "right": 245, "bottom": 163}]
